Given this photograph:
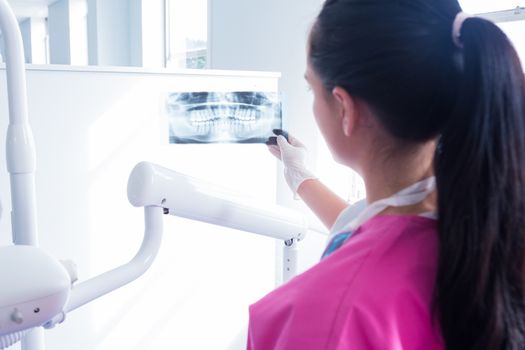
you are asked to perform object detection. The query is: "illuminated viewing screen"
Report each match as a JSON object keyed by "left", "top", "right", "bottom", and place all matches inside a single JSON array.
[{"left": 165, "top": 91, "right": 282, "bottom": 144}]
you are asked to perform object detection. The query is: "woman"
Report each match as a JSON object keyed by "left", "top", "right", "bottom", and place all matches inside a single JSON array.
[{"left": 249, "top": 0, "right": 525, "bottom": 349}]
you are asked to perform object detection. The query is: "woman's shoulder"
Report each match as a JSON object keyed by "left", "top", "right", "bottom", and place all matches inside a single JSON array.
[
  {"left": 326, "top": 215, "right": 442, "bottom": 348},
  {"left": 298, "top": 215, "right": 439, "bottom": 298},
  {"left": 339, "top": 215, "right": 440, "bottom": 309},
  {"left": 328, "top": 214, "right": 438, "bottom": 273},
  {"left": 347, "top": 214, "right": 439, "bottom": 262}
]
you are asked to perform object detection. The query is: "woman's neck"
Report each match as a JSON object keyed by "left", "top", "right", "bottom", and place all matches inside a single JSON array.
[{"left": 362, "top": 141, "right": 437, "bottom": 215}]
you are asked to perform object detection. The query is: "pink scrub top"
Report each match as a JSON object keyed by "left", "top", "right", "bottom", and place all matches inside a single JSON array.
[{"left": 247, "top": 215, "right": 443, "bottom": 350}]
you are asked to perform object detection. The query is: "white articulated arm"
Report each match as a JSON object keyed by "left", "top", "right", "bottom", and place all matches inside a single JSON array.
[
  {"left": 127, "top": 162, "right": 308, "bottom": 284},
  {"left": 127, "top": 161, "right": 308, "bottom": 242}
]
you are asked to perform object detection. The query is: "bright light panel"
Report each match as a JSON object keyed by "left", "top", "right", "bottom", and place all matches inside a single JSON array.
[{"left": 459, "top": 0, "right": 525, "bottom": 14}]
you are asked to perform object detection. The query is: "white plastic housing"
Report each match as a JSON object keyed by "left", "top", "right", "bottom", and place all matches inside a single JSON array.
[
  {"left": 0, "top": 246, "right": 71, "bottom": 336},
  {"left": 128, "top": 162, "right": 308, "bottom": 241}
]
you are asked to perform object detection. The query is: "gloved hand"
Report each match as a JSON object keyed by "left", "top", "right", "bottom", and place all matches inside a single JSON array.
[{"left": 267, "top": 130, "right": 317, "bottom": 198}]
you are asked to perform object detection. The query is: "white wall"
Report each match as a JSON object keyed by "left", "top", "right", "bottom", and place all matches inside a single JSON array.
[
  {"left": 209, "top": 0, "right": 362, "bottom": 272},
  {"left": 0, "top": 65, "right": 282, "bottom": 349}
]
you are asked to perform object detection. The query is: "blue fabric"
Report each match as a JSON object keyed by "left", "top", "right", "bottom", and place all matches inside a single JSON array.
[{"left": 321, "top": 231, "right": 353, "bottom": 260}]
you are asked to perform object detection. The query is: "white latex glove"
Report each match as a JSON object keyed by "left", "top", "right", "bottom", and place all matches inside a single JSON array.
[{"left": 267, "top": 134, "right": 317, "bottom": 198}]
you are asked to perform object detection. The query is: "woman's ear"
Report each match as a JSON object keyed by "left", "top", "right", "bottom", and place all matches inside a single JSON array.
[{"left": 332, "top": 86, "right": 356, "bottom": 137}]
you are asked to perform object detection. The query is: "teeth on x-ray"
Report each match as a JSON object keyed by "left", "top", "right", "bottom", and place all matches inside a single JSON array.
[{"left": 166, "top": 91, "right": 282, "bottom": 144}]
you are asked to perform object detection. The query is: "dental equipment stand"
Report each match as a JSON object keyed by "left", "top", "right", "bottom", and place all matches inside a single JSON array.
[{"left": 0, "top": 1, "right": 307, "bottom": 348}]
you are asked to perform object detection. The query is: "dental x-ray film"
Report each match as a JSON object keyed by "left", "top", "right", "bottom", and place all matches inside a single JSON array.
[{"left": 165, "top": 91, "right": 282, "bottom": 143}]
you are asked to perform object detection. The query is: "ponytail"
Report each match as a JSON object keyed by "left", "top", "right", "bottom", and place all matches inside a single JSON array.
[{"left": 435, "top": 17, "right": 525, "bottom": 349}]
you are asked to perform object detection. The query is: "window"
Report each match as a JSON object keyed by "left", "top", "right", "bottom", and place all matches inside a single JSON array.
[{"left": 165, "top": 0, "right": 208, "bottom": 69}]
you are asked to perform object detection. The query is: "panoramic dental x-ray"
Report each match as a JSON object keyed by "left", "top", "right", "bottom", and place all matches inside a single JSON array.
[{"left": 165, "top": 91, "right": 282, "bottom": 144}]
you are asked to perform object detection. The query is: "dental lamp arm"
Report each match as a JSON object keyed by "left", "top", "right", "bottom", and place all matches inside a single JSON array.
[
  {"left": 2, "top": 163, "right": 306, "bottom": 339},
  {"left": 127, "top": 162, "right": 308, "bottom": 242},
  {"left": 48, "top": 161, "right": 307, "bottom": 327},
  {"left": 127, "top": 162, "right": 308, "bottom": 284}
]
